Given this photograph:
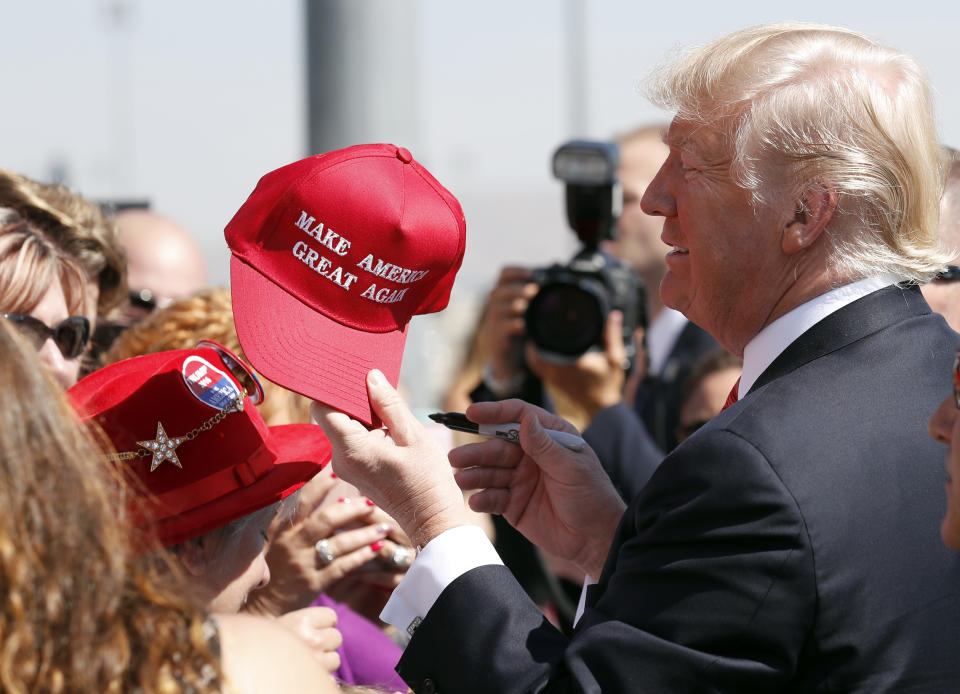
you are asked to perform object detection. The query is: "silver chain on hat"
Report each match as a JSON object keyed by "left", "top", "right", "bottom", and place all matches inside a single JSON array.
[{"left": 106, "top": 394, "right": 245, "bottom": 463}]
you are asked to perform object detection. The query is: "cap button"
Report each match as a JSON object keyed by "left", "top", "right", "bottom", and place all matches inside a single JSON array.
[{"left": 395, "top": 147, "right": 413, "bottom": 164}]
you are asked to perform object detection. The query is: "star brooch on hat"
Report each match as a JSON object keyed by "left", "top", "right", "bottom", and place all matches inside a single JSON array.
[
  {"left": 106, "top": 394, "right": 243, "bottom": 469},
  {"left": 137, "top": 423, "right": 186, "bottom": 472}
]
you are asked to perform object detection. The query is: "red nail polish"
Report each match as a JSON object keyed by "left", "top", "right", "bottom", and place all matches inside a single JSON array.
[
  {"left": 338, "top": 497, "right": 350, "bottom": 503},
  {"left": 365, "top": 498, "right": 375, "bottom": 507},
  {"left": 330, "top": 472, "right": 337, "bottom": 479},
  {"left": 370, "top": 540, "right": 386, "bottom": 552}
]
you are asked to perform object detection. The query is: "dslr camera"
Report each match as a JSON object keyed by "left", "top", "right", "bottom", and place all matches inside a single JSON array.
[{"left": 525, "top": 140, "right": 646, "bottom": 370}]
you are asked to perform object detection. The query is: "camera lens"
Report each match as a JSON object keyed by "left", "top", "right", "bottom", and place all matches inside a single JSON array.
[{"left": 526, "top": 281, "right": 605, "bottom": 358}]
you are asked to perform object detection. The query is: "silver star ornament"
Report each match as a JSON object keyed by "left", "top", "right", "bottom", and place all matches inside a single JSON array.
[{"left": 137, "top": 422, "right": 186, "bottom": 472}]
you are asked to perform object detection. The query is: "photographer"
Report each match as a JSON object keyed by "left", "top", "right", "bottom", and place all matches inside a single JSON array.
[
  {"left": 470, "top": 264, "right": 661, "bottom": 502},
  {"left": 466, "top": 140, "right": 663, "bottom": 503}
]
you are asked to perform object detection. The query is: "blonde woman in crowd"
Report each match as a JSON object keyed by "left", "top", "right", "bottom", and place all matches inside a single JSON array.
[
  {"left": 0, "top": 319, "right": 339, "bottom": 693},
  {"left": 0, "top": 169, "right": 128, "bottom": 325},
  {"left": 0, "top": 209, "right": 89, "bottom": 388}
]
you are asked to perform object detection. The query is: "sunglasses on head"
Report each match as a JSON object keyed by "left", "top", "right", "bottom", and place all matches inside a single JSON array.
[
  {"left": 3, "top": 313, "right": 90, "bottom": 359},
  {"left": 195, "top": 340, "right": 264, "bottom": 405}
]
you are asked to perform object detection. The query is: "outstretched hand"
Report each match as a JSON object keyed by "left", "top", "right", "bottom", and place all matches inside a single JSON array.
[
  {"left": 451, "top": 398, "right": 626, "bottom": 578},
  {"left": 310, "top": 370, "right": 474, "bottom": 551},
  {"left": 244, "top": 469, "right": 395, "bottom": 617}
]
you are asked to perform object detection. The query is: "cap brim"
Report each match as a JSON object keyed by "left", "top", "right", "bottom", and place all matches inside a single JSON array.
[
  {"left": 149, "top": 422, "right": 331, "bottom": 548},
  {"left": 231, "top": 256, "right": 406, "bottom": 428}
]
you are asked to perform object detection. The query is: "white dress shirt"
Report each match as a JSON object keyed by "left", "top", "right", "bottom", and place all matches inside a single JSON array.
[
  {"left": 646, "top": 307, "right": 689, "bottom": 377},
  {"left": 382, "top": 275, "right": 900, "bottom": 635},
  {"left": 737, "top": 274, "right": 898, "bottom": 398}
]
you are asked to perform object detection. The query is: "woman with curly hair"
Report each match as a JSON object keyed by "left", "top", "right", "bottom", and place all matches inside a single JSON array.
[
  {"left": 105, "top": 286, "right": 311, "bottom": 426},
  {"left": 0, "top": 319, "right": 338, "bottom": 693}
]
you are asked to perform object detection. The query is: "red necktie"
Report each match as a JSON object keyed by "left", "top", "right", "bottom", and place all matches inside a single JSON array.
[{"left": 722, "top": 377, "right": 741, "bottom": 411}]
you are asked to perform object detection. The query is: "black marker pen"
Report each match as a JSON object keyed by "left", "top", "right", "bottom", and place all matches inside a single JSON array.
[{"left": 428, "top": 412, "right": 586, "bottom": 451}]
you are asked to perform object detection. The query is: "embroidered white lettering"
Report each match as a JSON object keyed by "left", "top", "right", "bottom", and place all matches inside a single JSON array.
[
  {"left": 292, "top": 241, "right": 358, "bottom": 290},
  {"left": 319, "top": 227, "right": 350, "bottom": 257},
  {"left": 355, "top": 254, "right": 429, "bottom": 284},
  {"left": 295, "top": 211, "right": 315, "bottom": 233},
  {"left": 360, "top": 283, "right": 408, "bottom": 304}
]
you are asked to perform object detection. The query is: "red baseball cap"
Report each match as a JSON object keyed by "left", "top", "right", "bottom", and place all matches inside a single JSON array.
[
  {"left": 67, "top": 343, "right": 331, "bottom": 549},
  {"left": 225, "top": 144, "right": 466, "bottom": 427}
]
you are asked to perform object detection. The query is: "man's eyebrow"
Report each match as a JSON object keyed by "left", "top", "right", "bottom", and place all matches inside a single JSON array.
[{"left": 664, "top": 131, "right": 693, "bottom": 150}]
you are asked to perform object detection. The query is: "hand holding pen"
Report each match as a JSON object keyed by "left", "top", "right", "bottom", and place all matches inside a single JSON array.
[{"left": 429, "top": 412, "right": 587, "bottom": 451}]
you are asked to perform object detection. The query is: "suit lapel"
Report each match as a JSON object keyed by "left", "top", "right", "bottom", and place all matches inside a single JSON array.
[
  {"left": 749, "top": 284, "right": 929, "bottom": 395},
  {"left": 582, "top": 284, "right": 931, "bottom": 618}
]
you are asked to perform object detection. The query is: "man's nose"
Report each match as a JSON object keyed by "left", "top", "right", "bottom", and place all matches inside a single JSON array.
[
  {"left": 927, "top": 395, "right": 956, "bottom": 444},
  {"left": 640, "top": 166, "right": 675, "bottom": 218}
]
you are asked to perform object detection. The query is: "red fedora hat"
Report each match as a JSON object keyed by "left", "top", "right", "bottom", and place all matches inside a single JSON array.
[{"left": 67, "top": 343, "right": 330, "bottom": 548}]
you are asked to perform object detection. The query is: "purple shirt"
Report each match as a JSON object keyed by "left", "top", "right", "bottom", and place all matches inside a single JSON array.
[{"left": 312, "top": 593, "right": 406, "bottom": 690}]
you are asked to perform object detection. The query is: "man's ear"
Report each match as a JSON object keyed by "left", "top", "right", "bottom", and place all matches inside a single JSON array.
[
  {"left": 782, "top": 182, "right": 839, "bottom": 254},
  {"left": 174, "top": 536, "right": 210, "bottom": 577}
]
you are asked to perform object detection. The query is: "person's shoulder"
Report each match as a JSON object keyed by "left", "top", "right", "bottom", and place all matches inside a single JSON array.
[{"left": 215, "top": 613, "right": 340, "bottom": 694}]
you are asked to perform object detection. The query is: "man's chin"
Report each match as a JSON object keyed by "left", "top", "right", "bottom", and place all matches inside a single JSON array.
[{"left": 659, "top": 274, "right": 690, "bottom": 316}]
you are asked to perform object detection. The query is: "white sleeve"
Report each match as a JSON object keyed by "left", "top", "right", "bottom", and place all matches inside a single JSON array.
[{"left": 380, "top": 525, "right": 503, "bottom": 637}]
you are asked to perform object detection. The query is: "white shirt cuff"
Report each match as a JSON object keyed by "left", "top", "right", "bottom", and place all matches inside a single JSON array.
[
  {"left": 380, "top": 525, "right": 503, "bottom": 637},
  {"left": 573, "top": 574, "right": 596, "bottom": 626}
]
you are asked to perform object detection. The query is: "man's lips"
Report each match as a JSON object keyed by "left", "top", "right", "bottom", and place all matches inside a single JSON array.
[{"left": 662, "top": 231, "right": 688, "bottom": 256}]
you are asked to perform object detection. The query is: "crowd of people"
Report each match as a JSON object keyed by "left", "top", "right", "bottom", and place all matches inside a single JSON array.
[{"left": 3, "top": 20, "right": 960, "bottom": 694}]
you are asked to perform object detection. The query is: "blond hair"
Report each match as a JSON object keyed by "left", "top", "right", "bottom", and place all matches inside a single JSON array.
[
  {"left": 0, "top": 170, "right": 128, "bottom": 313},
  {"left": 647, "top": 23, "right": 950, "bottom": 283},
  {"left": 104, "top": 286, "right": 312, "bottom": 426},
  {"left": 0, "top": 320, "right": 223, "bottom": 693},
  {"left": 0, "top": 210, "right": 88, "bottom": 316}
]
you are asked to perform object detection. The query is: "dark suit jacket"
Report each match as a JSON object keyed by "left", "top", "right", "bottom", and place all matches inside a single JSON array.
[
  {"left": 636, "top": 319, "right": 719, "bottom": 452},
  {"left": 397, "top": 285, "right": 960, "bottom": 693}
]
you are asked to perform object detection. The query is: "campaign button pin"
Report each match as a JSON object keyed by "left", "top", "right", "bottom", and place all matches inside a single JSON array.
[{"left": 181, "top": 356, "right": 243, "bottom": 411}]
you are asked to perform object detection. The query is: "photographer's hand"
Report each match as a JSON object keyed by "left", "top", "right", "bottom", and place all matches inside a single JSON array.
[
  {"left": 479, "top": 266, "right": 539, "bottom": 394},
  {"left": 526, "top": 310, "right": 628, "bottom": 427}
]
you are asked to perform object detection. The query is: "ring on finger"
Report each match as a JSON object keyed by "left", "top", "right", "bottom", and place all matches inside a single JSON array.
[
  {"left": 390, "top": 545, "right": 415, "bottom": 570},
  {"left": 315, "top": 538, "right": 336, "bottom": 566}
]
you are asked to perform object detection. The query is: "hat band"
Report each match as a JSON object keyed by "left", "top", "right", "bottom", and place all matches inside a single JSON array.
[{"left": 131, "top": 443, "right": 277, "bottom": 524}]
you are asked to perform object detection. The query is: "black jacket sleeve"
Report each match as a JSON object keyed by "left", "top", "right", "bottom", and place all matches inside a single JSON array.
[{"left": 396, "top": 428, "right": 814, "bottom": 693}]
